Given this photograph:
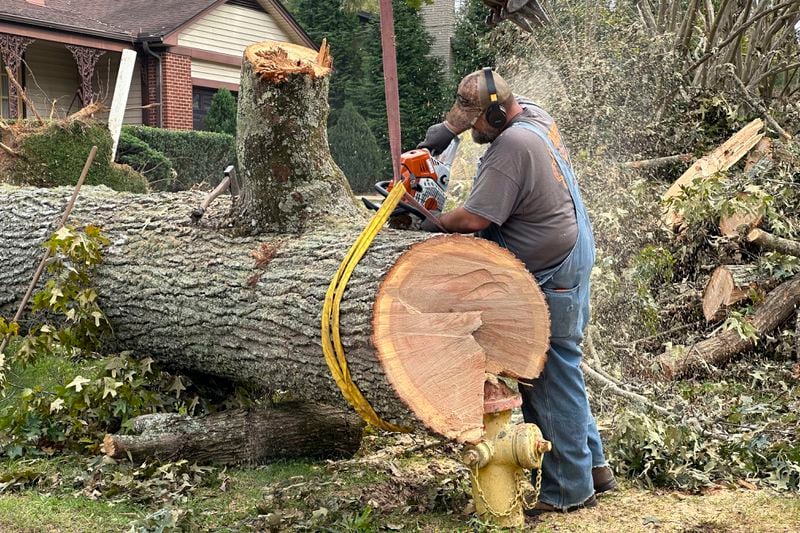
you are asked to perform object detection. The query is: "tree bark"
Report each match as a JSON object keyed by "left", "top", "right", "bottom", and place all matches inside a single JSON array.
[
  {"left": 658, "top": 274, "right": 800, "bottom": 379},
  {"left": 747, "top": 228, "right": 800, "bottom": 257},
  {"left": 102, "top": 403, "right": 364, "bottom": 465},
  {"left": 0, "top": 185, "right": 548, "bottom": 443}
]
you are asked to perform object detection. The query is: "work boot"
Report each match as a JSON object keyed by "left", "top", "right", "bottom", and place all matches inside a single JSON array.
[
  {"left": 592, "top": 465, "right": 618, "bottom": 494},
  {"left": 524, "top": 493, "right": 597, "bottom": 518}
]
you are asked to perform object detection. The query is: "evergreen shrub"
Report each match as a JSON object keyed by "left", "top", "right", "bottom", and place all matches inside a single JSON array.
[
  {"left": 204, "top": 88, "right": 237, "bottom": 136},
  {"left": 122, "top": 125, "right": 235, "bottom": 190},
  {"left": 328, "top": 103, "right": 382, "bottom": 193},
  {"left": 12, "top": 121, "right": 148, "bottom": 193}
]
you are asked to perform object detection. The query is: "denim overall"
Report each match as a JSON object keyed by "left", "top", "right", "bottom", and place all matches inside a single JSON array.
[{"left": 479, "top": 120, "right": 607, "bottom": 509}]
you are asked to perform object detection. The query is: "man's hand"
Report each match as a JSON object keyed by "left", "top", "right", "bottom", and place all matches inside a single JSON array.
[
  {"left": 420, "top": 216, "right": 443, "bottom": 232},
  {"left": 417, "top": 123, "right": 456, "bottom": 156}
]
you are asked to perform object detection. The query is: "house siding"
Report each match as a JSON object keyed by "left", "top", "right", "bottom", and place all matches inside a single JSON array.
[
  {"left": 177, "top": 3, "right": 290, "bottom": 57},
  {"left": 25, "top": 41, "right": 81, "bottom": 118},
  {"left": 191, "top": 60, "right": 240, "bottom": 86},
  {"left": 420, "top": 0, "right": 455, "bottom": 70},
  {"left": 93, "top": 53, "right": 144, "bottom": 125}
]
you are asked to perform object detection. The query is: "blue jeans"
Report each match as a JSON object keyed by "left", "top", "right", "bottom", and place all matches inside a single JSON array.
[
  {"left": 519, "top": 223, "right": 607, "bottom": 508},
  {"left": 484, "top": 119, "right": 608, "bottom": 509}
]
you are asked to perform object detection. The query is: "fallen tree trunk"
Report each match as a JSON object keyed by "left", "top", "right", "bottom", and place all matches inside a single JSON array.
[
  {"left": 0, "top": 186, "right": 548, "bottom": 443},
  {"left": 1, "top": 40, "right": 550, "bottom": 445},
  {"left": 658, "top": 274, "right": 800, "bottom": 379},
  {"left": 102, "top": 403, "right": 365, "bottom": 465},
  {"left": 747, "top": 228, "right": 800, "bottom": 257}
]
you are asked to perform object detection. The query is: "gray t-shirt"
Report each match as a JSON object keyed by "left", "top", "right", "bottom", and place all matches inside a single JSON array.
[{"left": 464, "top": 106, "right": 578, "bottom": 272}]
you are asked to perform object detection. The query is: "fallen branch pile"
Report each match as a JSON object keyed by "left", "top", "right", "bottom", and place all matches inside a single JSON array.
[{"left": 635, "top": 121, "right": 800, "bottom": 379}]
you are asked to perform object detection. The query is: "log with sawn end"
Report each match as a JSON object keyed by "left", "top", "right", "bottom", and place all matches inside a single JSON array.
[
  {"left": 658, "top": 274, "right": 800, "bottom": 379},
  {"left": 1, "top": 40, "right": 551, "bottom": 446},
  {"left": 102, "top": 403, "right": 365, "bottom": 465}
]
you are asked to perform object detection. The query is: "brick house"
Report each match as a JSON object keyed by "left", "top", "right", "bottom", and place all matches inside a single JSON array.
[{"left": 0, "top": 0, "right": 314, "bottom": 130}]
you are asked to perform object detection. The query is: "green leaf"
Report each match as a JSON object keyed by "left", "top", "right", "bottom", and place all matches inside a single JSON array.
[{"left": 66, "top": 376, "right": 91, "bottom": 392}]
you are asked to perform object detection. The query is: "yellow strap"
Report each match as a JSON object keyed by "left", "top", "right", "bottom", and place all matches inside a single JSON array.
[{"left": 321, "top": 183, "right": 411, "bottom": 432}]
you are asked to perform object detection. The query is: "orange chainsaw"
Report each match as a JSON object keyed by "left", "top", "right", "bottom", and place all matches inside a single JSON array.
[{"left": 362, "top": 138, "right": 459, "bottom": 227}]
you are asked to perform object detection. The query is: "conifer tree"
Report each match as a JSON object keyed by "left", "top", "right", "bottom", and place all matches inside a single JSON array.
[
  {"left": 204, "top": 88, "right": 237, "bottom": 136},
  {"left": 289, "top": 0, "right": 368, "bottom": 111},
  {"left": 328, "top": 102, "right": 383, "bottom": 192},
  {"left": 451, "top": 0, "right": 495, "bottom": 81},
  {"left": 356, "top": 0, "right": 450, "bottom": 172}
]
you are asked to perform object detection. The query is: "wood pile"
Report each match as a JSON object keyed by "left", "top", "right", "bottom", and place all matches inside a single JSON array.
[{"left": 653, "top": 121, "right": 799, "bottom": 379}]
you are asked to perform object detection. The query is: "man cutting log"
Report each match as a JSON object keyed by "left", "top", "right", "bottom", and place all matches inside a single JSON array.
[{"left": 417, "top": 68, "right": 617, "bottom": 515}]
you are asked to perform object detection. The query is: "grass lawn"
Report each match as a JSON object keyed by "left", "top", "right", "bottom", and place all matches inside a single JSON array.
[{"left": 0, "top": 442, "right": 798, "bottom": 532}]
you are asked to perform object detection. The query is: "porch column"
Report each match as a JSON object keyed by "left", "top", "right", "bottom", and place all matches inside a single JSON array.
[
  {"left": 0, "top": 33, "right": 34, "bottom": 118},
  {"left": 66, "top": 45, "right": 106, "bottom": 106}
]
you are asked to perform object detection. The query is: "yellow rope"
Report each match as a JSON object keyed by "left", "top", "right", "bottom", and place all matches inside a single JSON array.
[{"left": 321, "top": 183, "right": 411, "bottom": 432}]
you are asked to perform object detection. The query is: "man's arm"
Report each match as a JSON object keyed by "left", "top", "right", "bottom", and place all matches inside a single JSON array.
[{"left": 434, "top": 206, "right": 491, "bottom": 233}]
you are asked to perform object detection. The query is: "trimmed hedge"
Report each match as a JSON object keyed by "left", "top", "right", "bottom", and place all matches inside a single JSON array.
[
  {"left": 116, "top": 131, "right": 176, "bottom": 191},
  {"left": 12, "top": 121, "right": 148, "bottom": 193},
  {"left": 121, "top": 125, "right": 235, "bottom": 191}
]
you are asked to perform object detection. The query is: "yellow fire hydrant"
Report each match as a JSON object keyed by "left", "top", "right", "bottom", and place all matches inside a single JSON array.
[{"left": 462, "top": 380, "right": 552, "bottom": 528}]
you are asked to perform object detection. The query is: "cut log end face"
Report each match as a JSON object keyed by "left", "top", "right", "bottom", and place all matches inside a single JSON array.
[
  {"left": 372, "top": 235, "right": 550, "bottom": 443},
  {"left": 245, "top": 41, "right": 331, "bottom": 83},
  {"left": 703, "top": 267, "right": 735, "bottom": 321}
]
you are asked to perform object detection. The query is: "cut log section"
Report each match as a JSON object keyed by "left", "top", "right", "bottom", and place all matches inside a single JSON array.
[
  {"left": 373, "top": 236, "right": 550, "bottom": 441},
  {"left": 719, "top": 195, "right": 763, "bottom": 238},
  {"left": 701, "top": 265, "right": 778, "bottom": 321},
  {"left": 747, "top": 228, "right": 800, "bottom": 258},
  {"left": 663, "top": 119, "right": 764, "bottom": 229},
  {"left": 0, "top": 188, "right": 549, "bottom": 444},
  {"left": 102, "top": 403, "right": 365, "bottom": 465},
  {"left": 658, "top": 274, "right": 800, "bottom": 379}
]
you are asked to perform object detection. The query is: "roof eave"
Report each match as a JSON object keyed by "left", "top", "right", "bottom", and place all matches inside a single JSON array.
[{"left": 0, "top": 13, "right": 135, "bottom": 43}]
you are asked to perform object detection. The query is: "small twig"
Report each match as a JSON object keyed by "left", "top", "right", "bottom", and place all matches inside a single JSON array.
[
  {"left": 632, "top": 322, "right": 700, "bottom": 347},
  {"left": 4, "top": 65, "right": 44, "bottom": 126},
  {"left": 0, "top": 141, "right": 19, "bottom": 157},
  {"left": 622, "top": 153, "right": 694, "bottom": 170},
  {"left": 0, "top": 146, "right": 98, "bottom": 359}
]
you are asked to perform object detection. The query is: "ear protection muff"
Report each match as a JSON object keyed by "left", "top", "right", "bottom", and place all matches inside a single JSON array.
[{"left": 482, "top": 67, "right": 507, "bottom": 129}]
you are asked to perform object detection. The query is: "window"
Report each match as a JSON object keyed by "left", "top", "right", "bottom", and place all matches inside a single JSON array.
[
  {"left": 0, "top": 59, "right": 9, "bottom": 118},
  {"left": 193, "top": 86, "right": 237, "bottom": 130}
]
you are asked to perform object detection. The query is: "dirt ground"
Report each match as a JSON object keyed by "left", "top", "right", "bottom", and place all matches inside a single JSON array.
[{"left": 534, "top": 487, "right": 800, "bottom": 533}]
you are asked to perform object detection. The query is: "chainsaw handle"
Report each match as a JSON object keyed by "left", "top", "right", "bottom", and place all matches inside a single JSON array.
[{"left": 373, "top": 180, "right": 426, "bottom": 220}]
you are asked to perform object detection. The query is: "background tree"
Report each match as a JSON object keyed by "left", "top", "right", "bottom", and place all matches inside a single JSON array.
[
  {"left": 204, "top": 88, "right": 237, "bottom": 136},
  {"left": 328, "top": 102, "right": 383, "bottom": 192},
  {"left": 355, "top": 0, "right": 450, "bottom": 173},
  {"left": 450, "top": 0, "right": 495, "bottom": 82},
  {"left": 288, "top": 0, "right": 450, "bottom": 178},
  {"left": 287, "top": 0, "right": 369, "bottom": 115}
]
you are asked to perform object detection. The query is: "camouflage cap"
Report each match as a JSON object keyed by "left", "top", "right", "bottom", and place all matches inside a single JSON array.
[{"left": 444, "top": 69, "right": 512, "bottom": 134}]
